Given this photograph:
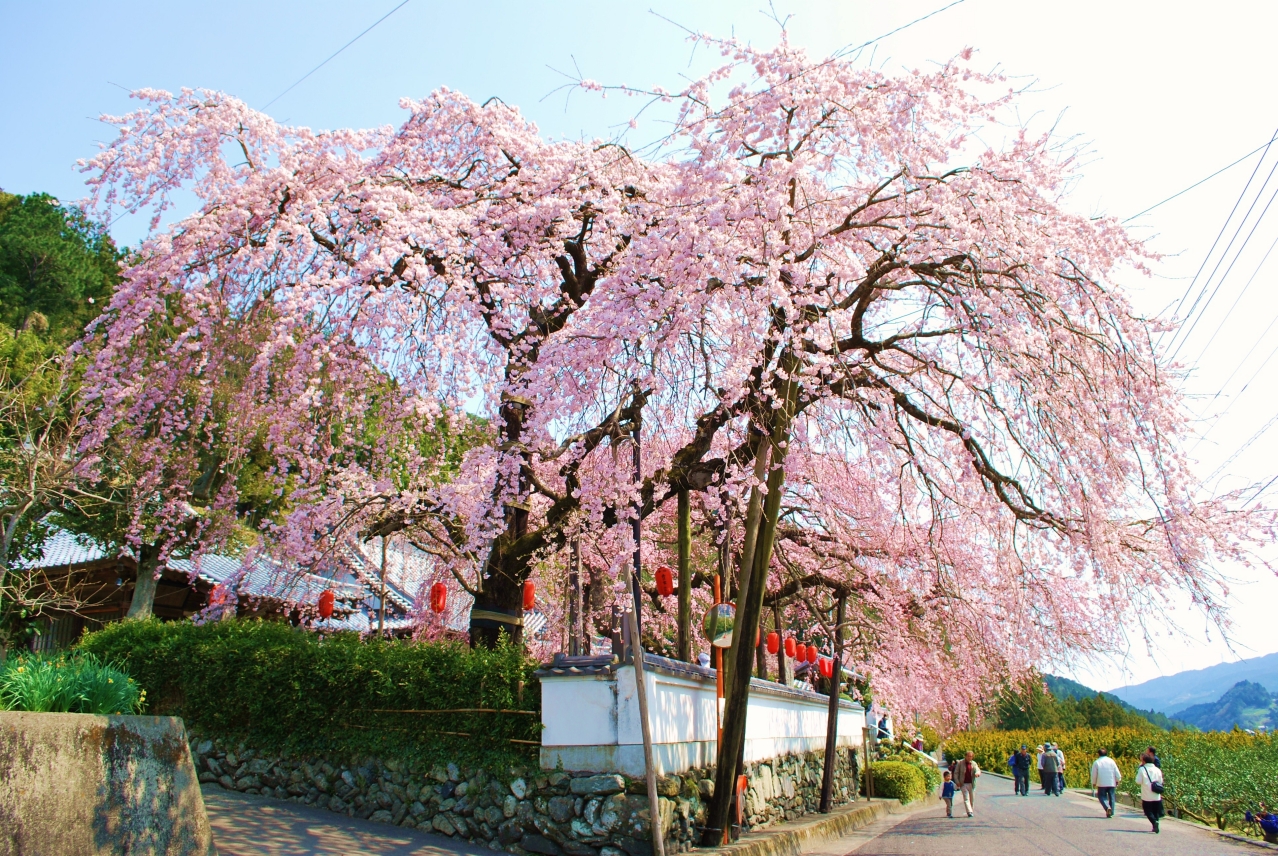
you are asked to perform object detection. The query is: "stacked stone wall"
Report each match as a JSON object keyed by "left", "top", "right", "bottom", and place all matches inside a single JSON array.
[{"left": 190, "top": 734, "right": 859, "bottom": 853}]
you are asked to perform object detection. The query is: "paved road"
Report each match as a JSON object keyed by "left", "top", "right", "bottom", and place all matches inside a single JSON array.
[
  {"left": 819, "top": 786, "right": 1257, "bottom": 856},
  {"left": 203, "top": 786, "right": 489, "bottom": 856}
]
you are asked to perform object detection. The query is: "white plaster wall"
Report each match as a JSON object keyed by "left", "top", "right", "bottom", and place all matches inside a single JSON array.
[{"left": 540, "top": 664, "right": 867, "bottom": 776}]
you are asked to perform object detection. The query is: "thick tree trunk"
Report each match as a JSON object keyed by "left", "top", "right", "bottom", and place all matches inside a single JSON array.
[
  {"left": 469, "top": 560, "right": 525, "bottom": 648},
  {"left": 126, "top": 544, "right": 160, "bottom": 620},
  {"left": 676, "top": 489, "right": 692, "bottom": 661},
  {"left": 470, "top": 397, "right": 530, "bottom": 648},
  {"left": 702, "top": 377, "right": 797, "bottom": 846}
]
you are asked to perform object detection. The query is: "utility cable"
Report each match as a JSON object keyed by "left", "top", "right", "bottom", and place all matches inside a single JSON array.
[
  {"left": 1124, "top": 134, "right": 1278, "bottom": 223},
  {"left": 1166, "top": 147, "right": 1278, "bottom": 361},
  {"left": 1193, "top": 314, "right": 1278, "bottom": 463},
  {"left": 1185, "top": 231, "right": 1278, "bottom": 392},
  {"left": 1174, "top": 179, "right": 1278, "bottom": 367},
  {"left": 1164, "top": 126, "right": 1278, "bottom": 334},
  {"left": 1201, "top": 408, "right": 1278, "bottom": 486},
  {"left": 262, "top": 0, "right": 413, "bottom": 110}
]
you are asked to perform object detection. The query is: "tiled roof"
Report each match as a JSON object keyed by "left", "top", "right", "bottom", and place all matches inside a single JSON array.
[
  {"left": 20, "top": 530, "right": 114, "bottom": 569},
  {"left": 167, "top": 554, "right": 366, "bottom": 606},
  {"left": 347, "top": 539, "right": 435, "bottom": 611}
]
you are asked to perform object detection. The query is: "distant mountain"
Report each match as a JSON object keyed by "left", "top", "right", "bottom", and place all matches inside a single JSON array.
[
  {"left": 1174, "top": 681, "right": 1277, "bottom": 732},
  {"left": 1044, "top": 674, "right": 1188, "bottom": 730},
  {"left": 1106, "top": 651, "right": 1278, "bottom": 715}
]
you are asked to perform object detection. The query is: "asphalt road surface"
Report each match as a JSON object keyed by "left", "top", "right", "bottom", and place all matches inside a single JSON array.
[
  {"left": 818, "top": 786, "right": 1259, "bottom": 856},
  {"left": 203, "top": 786, "right": 489, "bottom": 856}
]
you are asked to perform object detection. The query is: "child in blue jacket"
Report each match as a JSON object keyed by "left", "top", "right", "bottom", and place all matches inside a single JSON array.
[{"left": 941, "top": 771, "right": 956, "bottom": 817}]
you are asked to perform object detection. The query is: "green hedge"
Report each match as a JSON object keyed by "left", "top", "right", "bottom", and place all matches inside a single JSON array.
[
  {"left": 77, "top": 619, "right": 539, "bottom": 770},
  {"left": 868, "top": 761, "right": 927, "bottom": 804}
]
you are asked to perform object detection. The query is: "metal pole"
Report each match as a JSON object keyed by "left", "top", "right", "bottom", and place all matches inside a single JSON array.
[
  {"left": 622, "top": 567, "right": 665, "bottom": 856},
  {"left": 820, "top": 594, "right": 846, "bottom": 812},
  {"left": 379, "top": 535, "right": 387, "bottom": 637},
  {"left": 631, "top": 432, "right": 643, "bottom": 637},
  {"left": 713, "top": 573, "right": 723, "bottom": 750}
]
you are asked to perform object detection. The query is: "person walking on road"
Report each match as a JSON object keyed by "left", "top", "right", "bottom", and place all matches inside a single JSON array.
[
  {"left": 1041, "top": 743, "right": 1060, "bottom": 796},
  {"left": 1090, "top": 747, "right": 1122, "bottom": 818},
  {"left": 952, "top": 751, "right": 982, "bottom": 817},
  {"left": 1009, "top": 745, "right": 1032, "bottom": 796},
  {"left": 1054, "top": 743, "right": 1067, "bottom": 795},
  {"left": 941, "top": 771, "right": 955, "bottom": 818},
  {"left": 1035, "top": 745, "right": 1046, "bottom": 792},
  {"left": 1136, "top": 750, "right": 1165, "bottom": 833}
]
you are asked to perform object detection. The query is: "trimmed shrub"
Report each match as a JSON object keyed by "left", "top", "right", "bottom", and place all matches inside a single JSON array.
[
  {"left": 911, "top": 758, "right": 942, "bottom": 793},
  {"left": 78, "top": 618, "right": 539, "bottom": 770},
  {"left": 868, "top": 760, "right": 927, "bottom": 804},
  {"left": 0, "top": 651, "right": 144, "bottom": 714}
]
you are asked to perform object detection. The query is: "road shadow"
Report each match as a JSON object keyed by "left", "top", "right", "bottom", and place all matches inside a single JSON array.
[{"left": 204, "top": 787, "right": 492, "bottom": 856}]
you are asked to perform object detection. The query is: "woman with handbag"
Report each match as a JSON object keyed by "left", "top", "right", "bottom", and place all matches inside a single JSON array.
[{"left": 1136, "top": 750, "right": 1165, "bottom": 833}]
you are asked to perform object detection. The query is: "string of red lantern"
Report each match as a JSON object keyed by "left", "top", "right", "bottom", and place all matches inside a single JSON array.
[
  {"left": 655, "top": 566, "right": 674, "bottom": 597},
  {"left": 430, "top": 582, "right": 447, "bottom": 614},
  {"left": 318, "top": 589, "right": 335, "bottom": 620},
  {"left": 522, "top": 581, "right": 536, "bottom": 611}
]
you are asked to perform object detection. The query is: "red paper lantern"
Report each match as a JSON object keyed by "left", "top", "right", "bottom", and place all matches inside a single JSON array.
[
  {"left": 806, "top": 644, "right": 819, "bottom": 664},
  {"left": 522, "top": 581, "right": 536, "bottom": 611},
  {"left": 818, "top": 657, "right": 834, "bottom": 679},
  {"left": 755, "top": 627, "right": 762, "bottom": 649},
  {"left": 317, "top": 589, "right": 335, "bottom": 620},
  {"left": 766, "top": 632, "right": 780, "bottom": 655},
  {"left": 430, "top": 582, "right": 447, "bottom": 614},
  {"left": 655, "top": 566, "right": 675, "bottom": 597},
  {"left": 783, "top": 637, "right": 797, "bottom": 659}
]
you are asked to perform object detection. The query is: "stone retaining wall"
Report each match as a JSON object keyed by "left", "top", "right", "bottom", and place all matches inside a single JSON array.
[
  {"left": 189, "top": 734, "right": 859, "bottom": 853},
  {"left": 1, "top": 712, "right": 215, "bottom": 856}
]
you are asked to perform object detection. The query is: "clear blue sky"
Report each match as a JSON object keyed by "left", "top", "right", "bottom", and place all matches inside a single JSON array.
[{"left": 3, "top": 0, "right": 1277, "bottom": 691}]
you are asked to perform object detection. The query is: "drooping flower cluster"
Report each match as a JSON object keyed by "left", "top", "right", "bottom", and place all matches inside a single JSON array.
[{"left": 77, "top": 36, "right": 1272, "bottom": 723}]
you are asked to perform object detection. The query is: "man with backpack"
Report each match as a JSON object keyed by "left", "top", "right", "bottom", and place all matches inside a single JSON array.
[
  {"left": 1041, "top": 743, "right": 1061, "bottom": 796},
  {"left": 1136, "top": 749, "right": 1166, "bottom": 833}
]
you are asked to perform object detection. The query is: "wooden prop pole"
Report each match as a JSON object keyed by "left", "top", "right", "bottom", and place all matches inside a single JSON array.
[
  {"left": 622, "top": 576, "right": 665, "bottom": 856},
  {"left": 819, "top": 594, "right": 846, "bottom": 812}
]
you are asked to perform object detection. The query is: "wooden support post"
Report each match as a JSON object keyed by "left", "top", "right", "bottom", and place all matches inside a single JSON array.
[
  {"left": 569, "top": 540, "right": 582, "bottom": 656},
  {"left": 622, "top": 577, "right": 664, "bottom": 856},
  {"left": 775, "top": 601, "right": 792, "bottom": 686},
  {"left": 676, "top": 488, "right": 692, "bottom": 661},
  {"left": 819, "top": 594, "right": 846, "bottom": 812}
]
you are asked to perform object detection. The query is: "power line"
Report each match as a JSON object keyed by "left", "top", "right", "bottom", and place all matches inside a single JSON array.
[
  {"left": 1185, "top": 230, "right": 1278, "bottom": 384},
  {"left": 632, "top": 0, "right": 967, "bottom": 160},
  {"left": 1165, "top": 141, "right": 1278, "bottom": 360},
  {"left": 1189, "top": 326, "right": 1278, "bottom": 453},
  {"left": 1202, "top": 408, "right": 1278, "bottom": 486},
  {"left": 262, "top": 0, "right": 413, "bottom": 110},
  {"left": 1124, "top": 135, "right": 1278, "bottom": 223},
  {"left": 834, "top": 0, "right": 968, "bottom": 59},
  {"left": 1171, "top": 174, "right": 1278, "bottom": 366},
  {"left": 1163, "top": 126, "right": 1278, "bottom": 335}
]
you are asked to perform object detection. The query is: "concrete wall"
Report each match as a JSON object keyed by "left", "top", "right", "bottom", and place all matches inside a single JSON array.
[
  {"left": 0, "top": 712, "right": 215, "bottom": 856},
  {"left": 540, "top": 656, "right": 866, "bottom": 777}
]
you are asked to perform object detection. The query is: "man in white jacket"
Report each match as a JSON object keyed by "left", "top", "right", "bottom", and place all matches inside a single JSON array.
[{"left": 1090, "top": 748, "right": 1122, "bottom": 818}]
